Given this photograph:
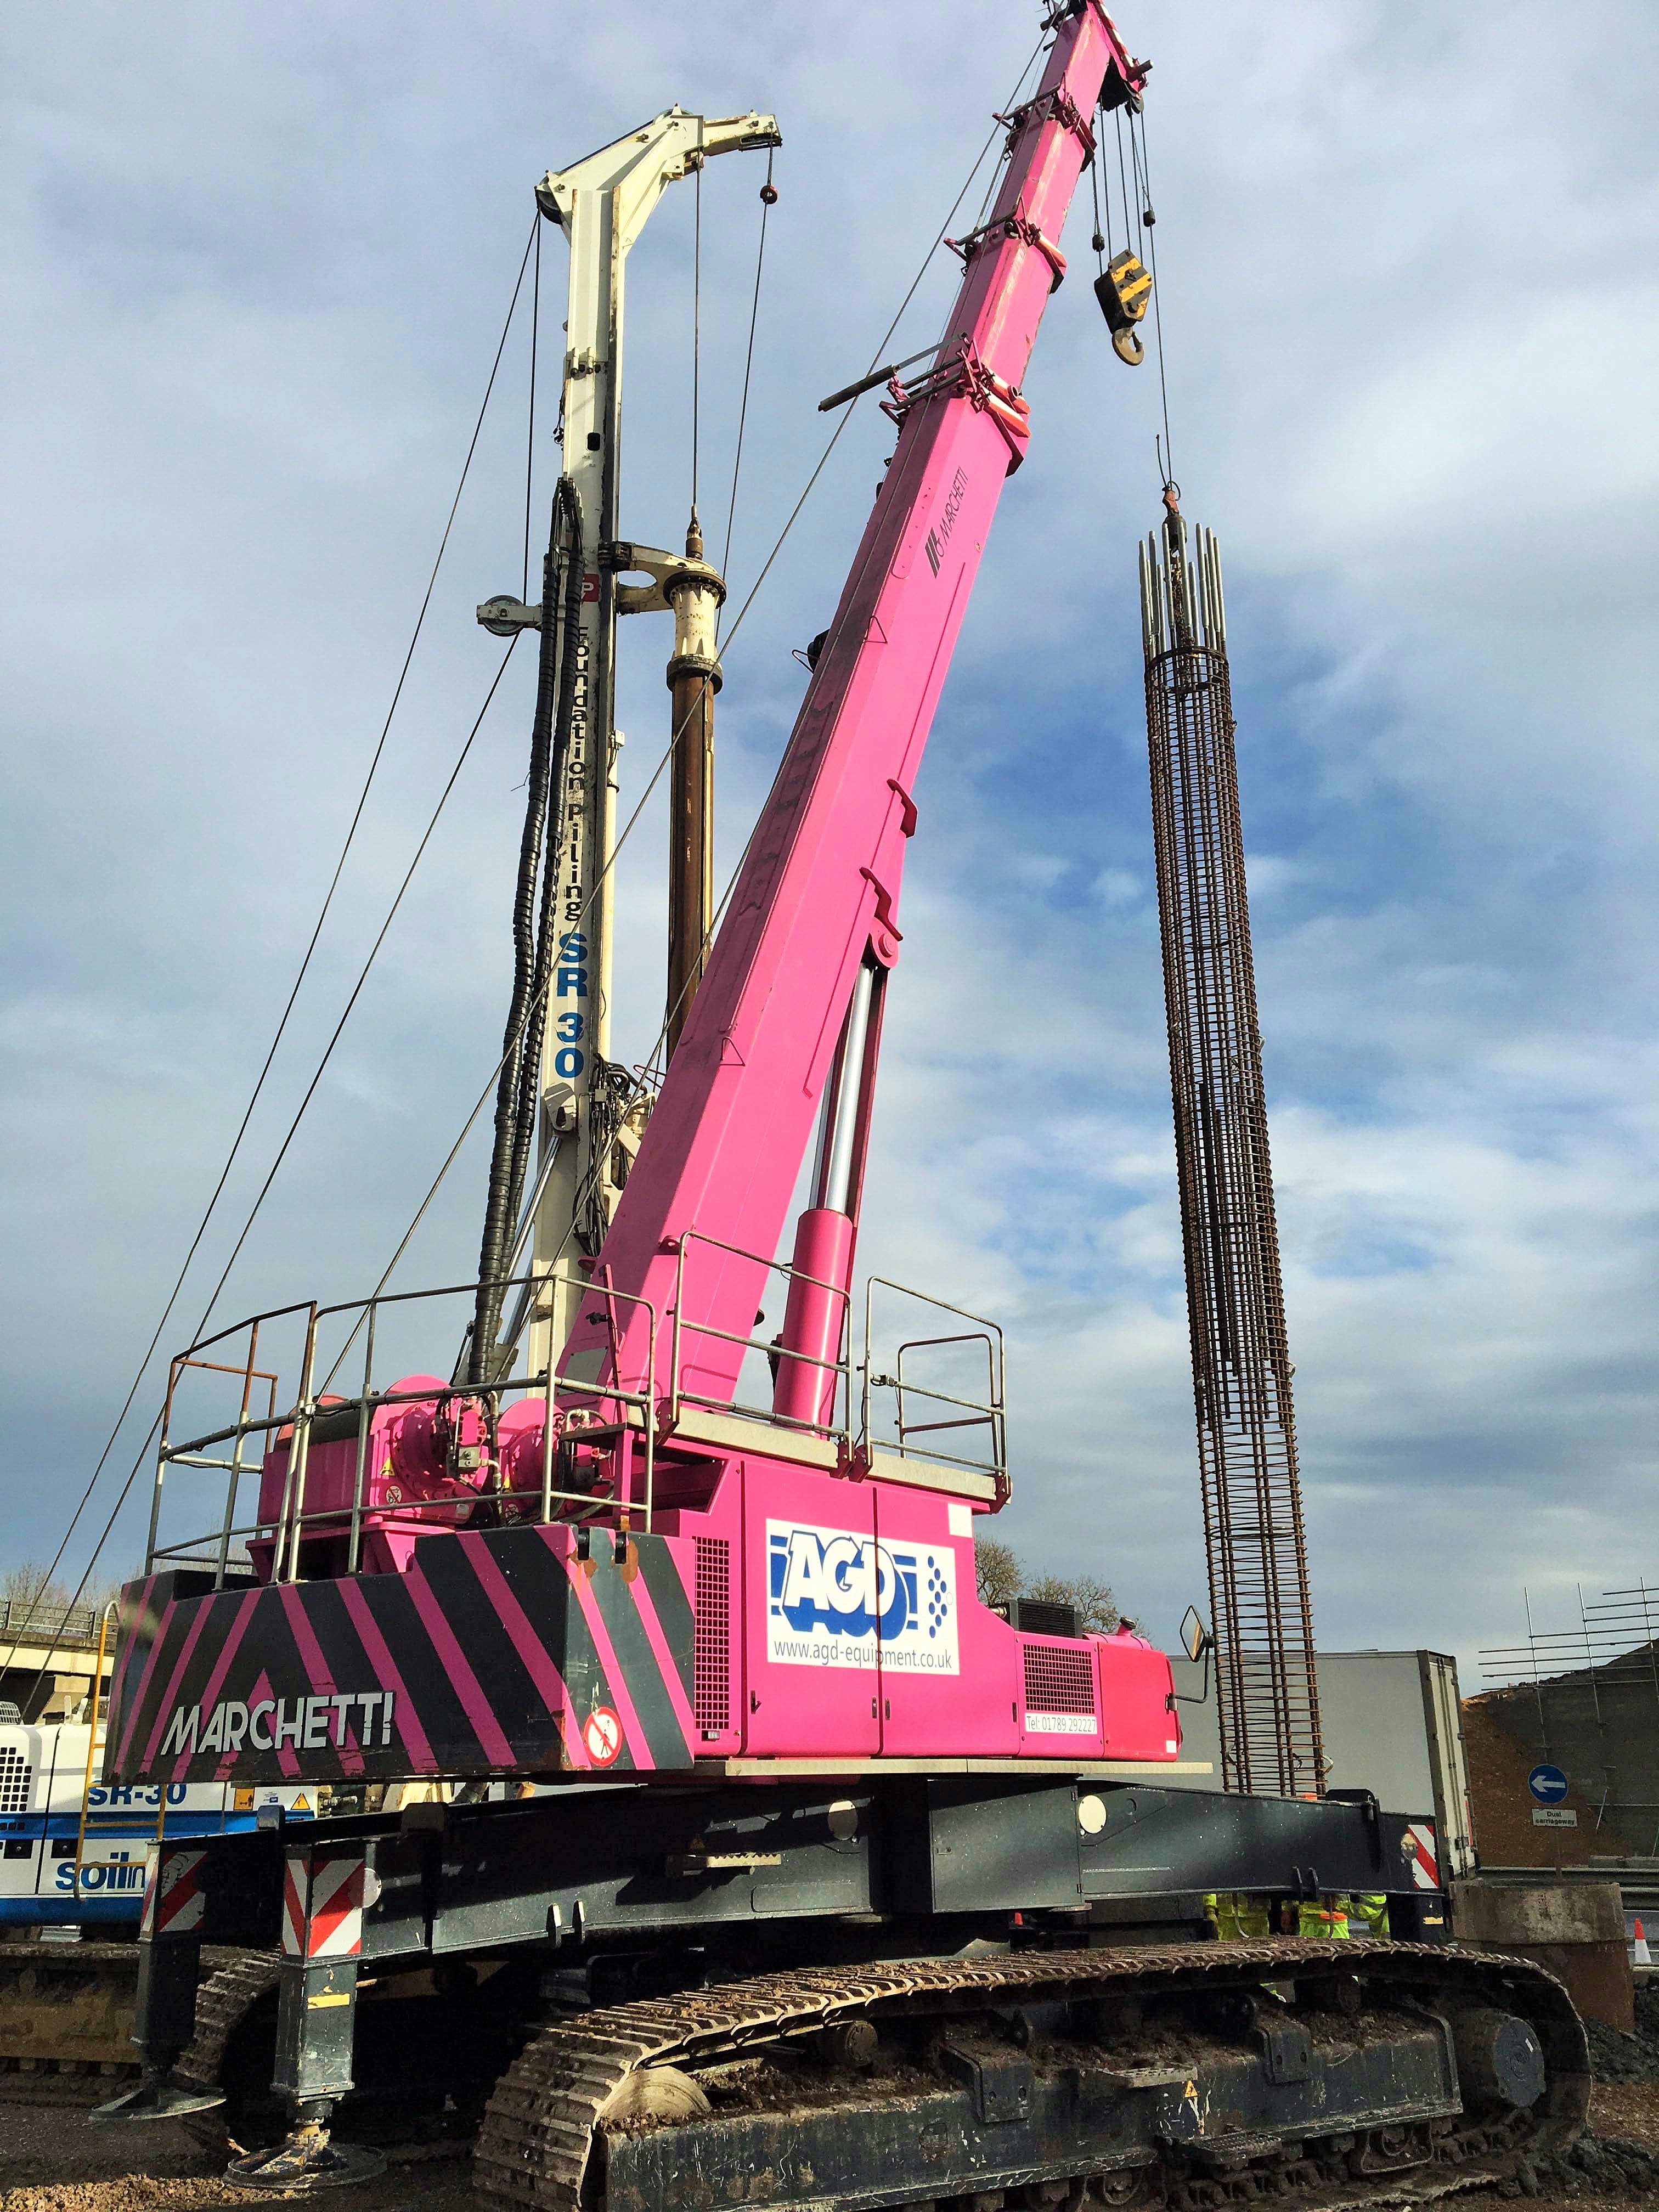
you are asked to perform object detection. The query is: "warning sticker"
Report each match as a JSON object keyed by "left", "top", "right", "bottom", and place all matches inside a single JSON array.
[{"left": 583, "top": 1709, "right": 623, "bottom": 1768}]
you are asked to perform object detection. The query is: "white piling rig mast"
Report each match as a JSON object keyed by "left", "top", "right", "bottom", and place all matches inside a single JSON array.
[{"left": 480, "top": 106, "right": 780, "bottom": 1374}]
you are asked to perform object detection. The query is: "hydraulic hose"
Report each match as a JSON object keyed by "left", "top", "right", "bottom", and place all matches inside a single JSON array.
[
  {"left": 503, "top": 477, "right": 585, "bottom": 1288},
  {"left": 470, "top": 477, "right": 583, "bottom": 1384}
]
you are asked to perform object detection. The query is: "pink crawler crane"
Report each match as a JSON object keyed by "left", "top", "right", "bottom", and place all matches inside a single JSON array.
[{"left": 94, "top": 6, "right": 1584, "bottom": 2201}]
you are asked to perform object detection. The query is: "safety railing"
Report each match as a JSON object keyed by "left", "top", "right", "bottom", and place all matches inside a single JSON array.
[
  {"left": 0, "top": 1599, "right": 105, "bottom": 1649},
  {"left": 664, "top": 1233, "right": 1007, "bottom": 1495},
  {"left": 144, "top": 1251, "right": 1010, "bottom": 1587},
  {"left": 861, "top": 1276, "right": 1006, "bottom": 1496},
  {"left": 145, "top": 1267, "right": 658, "bottom": 1585},
  {"left": 668, "top": 1227, "right": 853, "bottom": 1438}
]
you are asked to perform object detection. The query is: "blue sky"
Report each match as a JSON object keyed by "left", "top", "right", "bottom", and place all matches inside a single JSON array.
[{"left": 3, "top": 2, "right": 1657, "bottom": 1679}]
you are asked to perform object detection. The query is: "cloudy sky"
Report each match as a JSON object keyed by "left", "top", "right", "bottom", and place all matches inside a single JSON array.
[{"left": 4, "top": 2, "right": 1657, "bottom": 1684}]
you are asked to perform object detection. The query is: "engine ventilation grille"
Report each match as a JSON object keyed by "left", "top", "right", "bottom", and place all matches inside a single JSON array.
[
  {"left": 0, "top": 1746, "right": 32, "bottom": 1813},
  {"left": 1023, "top": 1641, "right": 1096, "bottom": 1716},
  {"left": 693, "top": 1538, "right": 731, "bottom": 1736},
  {"left": 1007, "top": 1597, "right": 1079, "bottom": 1639}
]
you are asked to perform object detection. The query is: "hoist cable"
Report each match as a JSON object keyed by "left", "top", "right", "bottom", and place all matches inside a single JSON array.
[
  {"left": 1132, "top": 107, "right": 1176, "bottom": 486},
  {"left": 1114, "top": 110, "right": 1133, "bottom": 261},
  {"left": 12, "top": 644, "right": 524, "bottom": 1708},
  {"left": 0, "top": 216, "right": 541, "bottom": 1697},
  {"left": 690, "top": 159, "right": 702, "bottom": 518},
  {"left": 718, "top": 148, "right": 775, "bottom": 594},
  {"left": 523, "top": 216, "right": 541, "bottom": 600}
]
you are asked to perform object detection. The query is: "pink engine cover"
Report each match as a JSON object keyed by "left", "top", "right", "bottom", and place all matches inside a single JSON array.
[
  {"left": 673, "top": 1458, "right": 1180, "bottom": 1764},
  {"left": 253, "top": 1377, "right": 510, "bottom": 1578}
]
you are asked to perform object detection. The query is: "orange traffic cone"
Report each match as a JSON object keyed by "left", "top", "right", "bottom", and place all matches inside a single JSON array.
[{"left": 1633, "top": 1917, "right": 1652, "bottom": 1967}]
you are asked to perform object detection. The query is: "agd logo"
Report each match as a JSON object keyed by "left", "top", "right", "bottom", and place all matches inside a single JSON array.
[{"left": 765, "top": 1520, "right": 959, "bottom": 1674}]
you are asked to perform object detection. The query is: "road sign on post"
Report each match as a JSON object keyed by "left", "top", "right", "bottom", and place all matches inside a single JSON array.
[{"left": 1528, "top": 1764, "right": 1569, "bottom": 1805}]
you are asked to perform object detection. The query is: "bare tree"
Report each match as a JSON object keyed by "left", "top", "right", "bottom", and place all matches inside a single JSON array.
[
  {"left": 972, "top": 1547, "right": 1121, "bottom": 1637},
  {"left": 1, "top": 1561, "right": 74, "bottom": 1616},
  {"left": 974, "top": 1539, "right": 1024, "bottom": 1611},
  {"left": 1024, "top": 1572, "right": 1120, "bottom": 1637}
]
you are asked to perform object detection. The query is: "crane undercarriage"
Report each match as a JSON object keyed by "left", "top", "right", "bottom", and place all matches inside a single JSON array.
[{"left": 101, "top": 1779, "right": 1587, "bottom": 2206}]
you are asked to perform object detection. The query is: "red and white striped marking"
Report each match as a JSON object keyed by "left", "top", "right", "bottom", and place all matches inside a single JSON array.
[
  {"left": 1406, "top": 1821, "right": 1440, "bottom": 1891},
  {"left": 281, "top": 1852, "right": 366, "bottom": 1959},
  {"left": 141, "top": 1846, "right": 206, "bottom": 1938}
]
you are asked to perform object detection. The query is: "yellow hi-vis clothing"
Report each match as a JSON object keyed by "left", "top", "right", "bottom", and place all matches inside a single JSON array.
[
  {"left": 1297, "top": 1898, "right": 1350, "bottom": 1939},
  {"left": 1205, "top": 1893, "right": 1273, "bottom": 1940}
]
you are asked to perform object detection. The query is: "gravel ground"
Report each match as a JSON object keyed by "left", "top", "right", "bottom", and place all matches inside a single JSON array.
[
  {"left": 5, "top": 2083, "right": 1659, "bottom": 2210},
  {"left": 0, "top": 2103, "right": 476, "bottom": 2211}
]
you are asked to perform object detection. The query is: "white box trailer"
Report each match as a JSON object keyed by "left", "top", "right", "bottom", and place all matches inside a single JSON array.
[{"left": 1166, "top": 1648, "right": 1476, "bottom": 1882}]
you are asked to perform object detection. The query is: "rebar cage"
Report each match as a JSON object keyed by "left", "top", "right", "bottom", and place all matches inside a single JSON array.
[{"left": 1140, "top": 509, "right": 1325, "bottom": 1798}]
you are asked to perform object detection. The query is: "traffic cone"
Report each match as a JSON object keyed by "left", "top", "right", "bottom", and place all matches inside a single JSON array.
[{"left": 1633, "top": 1918, "right": 1651, "bottom": 1967}]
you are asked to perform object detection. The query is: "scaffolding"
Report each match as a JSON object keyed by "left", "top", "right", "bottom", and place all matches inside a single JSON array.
[{"left": 1138, "top": 495, "right": 1324, "bottom": 1797}]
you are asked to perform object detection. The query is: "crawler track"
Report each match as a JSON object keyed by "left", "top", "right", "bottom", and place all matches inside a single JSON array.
[
  {"left": 176, "top": 1951, "right": 283, "bottom": 2155},
  {"left": 473, "top": 1940, "right": 1589, "bottom": 2212},
  {"left": 0, "top": 1940, "right": 242, "bottom": 2105}
]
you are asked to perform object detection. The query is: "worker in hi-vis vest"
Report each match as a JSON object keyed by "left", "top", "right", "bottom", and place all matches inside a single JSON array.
[{"left": 1296, "top": 1896, "right": 1350, "bottom": 1939}]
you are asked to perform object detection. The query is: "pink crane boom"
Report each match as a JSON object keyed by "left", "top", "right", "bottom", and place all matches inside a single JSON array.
[{"left": 568, "top": 5, "right": 1149, "bottom": 1417}]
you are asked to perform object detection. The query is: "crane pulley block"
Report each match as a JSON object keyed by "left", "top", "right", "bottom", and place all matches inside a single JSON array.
[{"left": 1094, "top": 247, "right": 1152, "bottom": 365}]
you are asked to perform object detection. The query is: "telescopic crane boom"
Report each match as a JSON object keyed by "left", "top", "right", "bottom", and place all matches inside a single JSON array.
[{"left": 563, "top": 6, "right": 1149, "bottom": 1415}]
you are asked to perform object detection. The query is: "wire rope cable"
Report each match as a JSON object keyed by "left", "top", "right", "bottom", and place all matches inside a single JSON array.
[
  {"left": 12, "top": 640, "right": 524, "bottom": 1707},
  {"left": 0, "top": 217, "right": 541, "bottom": 1695},
  {"left": 718, "top": 148, "right": 776, "bottom": 594},
  {"left": 1131, "top": 104, "right": 1176, "bottom": 487},
  {"left": 523, "top": 216, "right": 541, "bottom": 599},
  {"left": 690, "top": 157, "right": 702, "bottom": 521}
]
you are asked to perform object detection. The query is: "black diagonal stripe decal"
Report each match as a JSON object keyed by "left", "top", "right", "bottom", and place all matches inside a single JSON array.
[
  {"left": 296, "top": 1579, "right": 384, "bottom": 1765},
  {"left": 415, "top": 1533, "right": 564, "bottom": 1758},
  {"left": 163, "top": 1586, "right": 253, "bottom": 1732},
  {"left": 589, "top": 1551, "right": 689, "bottom": 1768},
  {"left": 637, "top": 1536, "right": 696, "bottom": 1705},
  {"left": 493, "top": 1536, "right": 634, "bottom": 1773},
  {"left": 366, "top": 1574, "right": 478, "bottom": 1766}
]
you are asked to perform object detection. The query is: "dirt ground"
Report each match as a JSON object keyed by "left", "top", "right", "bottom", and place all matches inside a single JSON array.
[
  {"left": 0, "top": 2101, "right": 473, "bottom": 2212},
  {"left": 3, "top": 2087, "right": 1659, "bottom": 2212}
]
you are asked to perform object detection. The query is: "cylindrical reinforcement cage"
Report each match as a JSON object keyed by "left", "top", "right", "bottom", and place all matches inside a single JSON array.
[{"left": 1138, "top": 504, "right": 1325, "bottom": 1798}]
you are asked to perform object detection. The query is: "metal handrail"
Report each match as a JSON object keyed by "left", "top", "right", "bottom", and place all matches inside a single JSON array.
[
  {"left": 145, "top": 1266, "right": 659, "bottom": 1583},
  {"left": 0, "top": 1599, "right": 104, "bottom": 1647},
  {"left": 669, "top": 1227, "right": 852, "bottom": 1438},
  {"left": 861, "top": 1283, "right": 1006, "bottom": 1495},
  {"left": 145, "top": 1257, "right": 1012, "bottom": 1583}
]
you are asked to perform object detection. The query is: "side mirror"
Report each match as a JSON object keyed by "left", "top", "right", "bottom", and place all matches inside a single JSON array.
[{"left": 1179, "top": 1605, "right": 1213, "bottom": 1664}]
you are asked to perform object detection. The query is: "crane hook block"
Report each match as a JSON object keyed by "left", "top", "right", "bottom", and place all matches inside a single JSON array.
[{"left": 1094, "top": 248, "right": 1151, "bottom": 367}]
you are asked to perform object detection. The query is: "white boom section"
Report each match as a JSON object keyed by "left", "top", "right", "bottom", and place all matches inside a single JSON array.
[{"left": 527, "top": 107, "right": 779, "bottom": 1369}]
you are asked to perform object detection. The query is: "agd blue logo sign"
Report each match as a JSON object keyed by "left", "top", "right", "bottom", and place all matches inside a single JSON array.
[{"left": 766, "top": 1520, "right": 959, "bottom": 1675}]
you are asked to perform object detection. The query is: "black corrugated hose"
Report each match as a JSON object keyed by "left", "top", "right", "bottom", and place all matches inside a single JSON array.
[
  {"left": 470, "top": 476, "right": 583, "bottom": 1384},
  {"left": 502, "top": 476, "right": 585, "bottom": 1299}
]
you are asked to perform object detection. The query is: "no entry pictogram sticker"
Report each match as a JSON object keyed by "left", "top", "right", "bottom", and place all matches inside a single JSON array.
[{"left": 583, "top": 1707, "right": 623, "bottom": 1767}]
